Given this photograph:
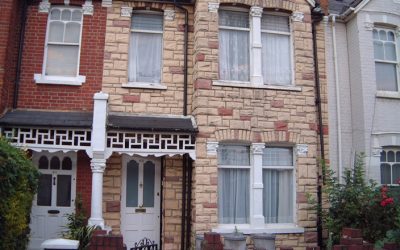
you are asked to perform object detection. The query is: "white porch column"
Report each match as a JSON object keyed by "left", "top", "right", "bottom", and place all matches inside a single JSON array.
[
  {"left": 88, "top": 92, "right": 109, "bottom": 228},
  {"left": 250, "top": 6, "right": 263, "bottom": 85},
  {"left": 251, "top": 143, "right": 265, "bottom": 227}
]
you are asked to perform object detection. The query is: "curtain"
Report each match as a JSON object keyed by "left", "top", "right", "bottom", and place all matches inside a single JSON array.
[
  {"left": 261, "top": 33, "right": 291, "bottom": 85},
  {"left": 128, "top": 32, "right": 162, "bottom": 83},
  {"left": 218, "top": 168, "right": 250, "bottom": 224},
  {"left": 263, "top": 169, "right": 293, "bottom": 223}
]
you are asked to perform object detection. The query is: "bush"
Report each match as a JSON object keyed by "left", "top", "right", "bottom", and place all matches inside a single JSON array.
[
  {"left": 322, "top": 153, "right": 399, "bottom": 246},
  {"left": 0, "top": 137, "right": 39, "bottom": 249}
]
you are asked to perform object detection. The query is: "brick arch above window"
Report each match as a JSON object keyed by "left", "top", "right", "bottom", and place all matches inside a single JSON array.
[
  {"left": 215, "top": 129, "right": 253, "bottom": 142},
  {"left": 214, "top": 129, "right": 302, "bottom": 144},
  {"left": 261, "top": 131, "right": 303, "bottom": 144}
]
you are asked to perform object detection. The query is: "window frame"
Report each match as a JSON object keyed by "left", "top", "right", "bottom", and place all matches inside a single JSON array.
[
  {"left": 125, "top": 10, "right": 165, "bottom": 89},
  {"left": 216, "top": 142, "right": 299, "bottom": 233},
  {"left": 34, "top": 6, "right": 86, "bottom": 86},
  {"left": 380, "top": 147, "right": 400, "bottom": 186},
  {"left": 373, "top": 26, "right": 400, "bottom": 93}
]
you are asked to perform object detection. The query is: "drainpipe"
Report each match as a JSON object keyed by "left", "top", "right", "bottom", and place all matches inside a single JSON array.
[
  {"left": 311, "top": 5, "right": 324, "bottom": 249},
  {"left": 13, "top": 0, "right": 29, "bottom": 109},
  {"left": 331, "top": 15, "right": 343, "bottom": 183}
]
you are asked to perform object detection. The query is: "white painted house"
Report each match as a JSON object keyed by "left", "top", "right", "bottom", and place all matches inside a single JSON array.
[{"left": 325, "top": 0, "right": 400, "bottom": 184}]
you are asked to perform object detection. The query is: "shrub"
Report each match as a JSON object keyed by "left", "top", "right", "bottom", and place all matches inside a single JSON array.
[{"left": 0, "top": 137, "right": 39, "bottom": 249}]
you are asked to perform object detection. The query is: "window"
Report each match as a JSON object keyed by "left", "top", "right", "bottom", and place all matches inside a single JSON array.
[
  {"left": 261, "top": 14, "right": 292, "bottom": 85},
  {"left": 35, "top": 7, "right": 84, "bottom": 85},
  {"left": 218, "top": 8, "right": 293, "bottom": 86},
  {"left": 128, "top": 12, "right": 163, "bottom": 84},
  {"left": 217, "top": 143, "right": 295, "bottom": 226},
  {"left": 218, "top": 144, "right": 250, "bottom": 224},
  {"left": 380, "top": 148, "right": 400, "bottom": 185},
  {"left": 262, "top": 147, "right": 294, "bottom": 223},
  {"left": 373, "top": 28, "right": 399, "bottom": 91},
  {"left": 218, "top": 10, "right": 250, "bottom": 82}
]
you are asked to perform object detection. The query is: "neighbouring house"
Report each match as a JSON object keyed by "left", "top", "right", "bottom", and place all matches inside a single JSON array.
[
  {"left": 325, "top": 0, "right": 400, "bottom": 185},
  {"left": 0, "top": 0, "right": 329, "bottom": 249}
]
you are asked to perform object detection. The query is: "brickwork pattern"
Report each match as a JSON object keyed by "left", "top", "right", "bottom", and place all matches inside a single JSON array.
[
  {"left": 16, "top": 0, "right": 106, "bottom": 111},
  {"left": 76, "top": 151, "right": 92, "bottom": 218},
  {"left": 102, "top": 1, "right": 194, "bottom": 115}
]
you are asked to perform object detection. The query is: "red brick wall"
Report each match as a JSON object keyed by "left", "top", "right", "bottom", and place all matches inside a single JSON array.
[
  {"left": 16, "top": 0, "right": 106, "bottom": 111},
  {"left": 0, "top": 0, "right": 23, "bottom": 114},
  {"left": 76, "top": 150, "right": 92, "bottom": 218}
]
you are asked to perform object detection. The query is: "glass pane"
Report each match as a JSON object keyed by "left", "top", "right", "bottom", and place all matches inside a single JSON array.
[
  {"left": 126, "top": 160, "right": 139, "bottom": 207},
  {"left": 263, "top": 169, "right": 293, "bottom": 223},
  {"left": 62, "top": 157, "right": 72, "bottom": 170},
  {"left": 373, "top": 41, "right": 384, "bottom": 60},
  {"left": 387, "top": 31, "right": 395, "bottom": 41},
  {"left": 132, "top": 13, "right": 163, "bottom": 31},
  {"left": 61, "top": 9, "right": 71, "bottom": 21},
  {"left": 262, "top": 33, "right": 291, "bottom": 85},
  {"left": 373, "top": 29, "right": 379, "bottom": 40},
  {"left": 65, "top": 22, "right": 81, "bottom": 43},
  {"left": 143, "top": 161, "right": 155, "bottom": 207},
  {"left": 129, "top": 33, "right": 162, "bottom": 83},
  {"left": 219, "top": 29, "right": 250, "bottom": 81},
  {"left": 50, "top": 156, "right": 60, "bottom": 170},
  {"left": 379, "top": 30, "right": 387, "bottom": 41},
  {"left": 50, "top": 9, "right": 61, "bottom": 20},
  {"left": 385, "top": 43, "right": 397, "bottom": 61},
  {"left": 39, "top": 156, "right": 49, "bottom": 169},
  {"left": 375, "top": 62, "right": 398, "bottom": 91},
  {"left": 57, "top": 175, "right": 71, "bottom": 207},
  {"left": 218, "top": 168, "right": 249, "bottom": 224},
  {"left": 261, "top": 14, "right": 289, "bottom": 32},
  {"left": 381, "top": 150, "right": 387, "bottom": 162},
  {"left": 388, "top": 151, "right": 395, "bottom": 162},
  {"left": 396, "top": 151, "right": 400, "bottom": 162},
  {"left": 71, "top": 10, "right": 82, "bottom": 21},
  {"left": 381, "top": 163, "right": 391, "bottom": 184},
  {"left": 392, "top": 164, "right": 400, "bottom": 184},
  {"left": 218, "top": 145, "right": 250, "bottom": 166},
  {"left": 48, "top": 21, "right": 64, "bottom": 43},
  {"left": 263, "top": 147, "right": 293, "bottom": 166},
  {"left": 37, "top": 174, "right": 52, "bottom": 206},
  {"left": 56, "top": 175, "right": 71, "bottom": 207},
  {"left": 219, "top": 10, "right": 249, "bottom": 28},
  {"left": 46, "top": 45, "right": 79, "bottom": 76}
]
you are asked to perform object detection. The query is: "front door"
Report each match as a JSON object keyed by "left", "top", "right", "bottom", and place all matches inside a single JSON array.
[
  {"left": 29, "top": 152, "right": 76, "bottom": 250},
  {"left": 122, "top": 156, "right": 161, "bottom": 249}
]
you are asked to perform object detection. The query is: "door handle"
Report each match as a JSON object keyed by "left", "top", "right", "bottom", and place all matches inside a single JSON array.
[{"left": 48, "top": 210, "right": 60, "bottom": 214}]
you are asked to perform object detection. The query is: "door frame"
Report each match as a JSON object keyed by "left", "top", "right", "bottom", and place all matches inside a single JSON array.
[{"left": 121, "top": 155, "right": 162, "bottom": 247}]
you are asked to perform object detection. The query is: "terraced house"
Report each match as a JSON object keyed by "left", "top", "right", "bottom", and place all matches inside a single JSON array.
[{"left": 0, "top": 0, "right": 329, "bottom": 249}]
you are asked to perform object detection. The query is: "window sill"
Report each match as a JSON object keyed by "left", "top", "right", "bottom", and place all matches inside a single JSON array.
[
  {"left": 376, "top": 91, "right": 400, "bottom": 99},
  {"left": 34, "top": 74, "right": 86, "bottom": 86},
  {"left": 213, "top": 80, "right": 302, "bottom": 91},
  {"left": 212, "top": 224, "right": 304, "bottom": 234},
  {"left": 122, "top": 82, "right": 167, "bottom": 90}
]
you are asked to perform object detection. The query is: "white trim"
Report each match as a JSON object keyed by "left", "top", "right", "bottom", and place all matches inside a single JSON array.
[
  {"left": 121, "top": 7, "right": 133, "bottom": 17},
  {"left": 306, "top": 0, "right": 315, "bottom": 7},
  {"left": 34, "top": 74, "right": 86, "bottom": 85},
  {"left": 164, "top": 9, "right": 175, "bottom": 21},
  {"left": 102, "top": 0, "right": 112, "bottom": 7},
  {"left": 213, "top": 80, "right": 302, "bottom": 91},
  {"left": 376, "top": 91, "right": 400, "bottom": 99},
  {"left": 212, "top": 225, "right": 304, "bottom": 234},
  {"left": 122, "top": 82, "right": 167, "bottom": 90},
  {"left": 208, "top": 2, "right": 220, "bottom": 13},
  {"left": 291, "top": 12, "right": 304, "bottom": 22},
  {"left": 39, "top": 0, "right": 51, "bottom": 13},
  {"left": 82, "top": 0, "right": 94, "bottom": 15},
  {"left": 354, "top": 0, "right": 372, "bottom": 14}
]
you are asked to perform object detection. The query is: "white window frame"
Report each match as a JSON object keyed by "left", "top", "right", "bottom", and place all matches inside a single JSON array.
[
  {"left": 123, "top": 11, "right": 166, "bottom": 90},
  {"left": 380, "top": 147, "right": 400, "bottom": 186},
  {"left": 214, "top": 7, "right": 300, "bottom": 92},
  {"left": 215, "top": 142, "right": 302, "bottom": 234},
  {"left": 34, "top": 6, "right": 86, "bottom": 86},
  {"left": 373, "top": 26, "right": 400, "bottom": 97}
]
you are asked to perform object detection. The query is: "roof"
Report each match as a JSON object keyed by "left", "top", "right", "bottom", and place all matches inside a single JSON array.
[
  {"left": 328, "top": 0, "right": 363, "bottom": 14},
  {"left": 108, "top": 113, "right": 197, "bottom": 133},
  {"left": 0, "top": 110, "right": 93, "bottom": 128},
  {"left": 0, "top": 110, "right": 198, "bottom": 133}
]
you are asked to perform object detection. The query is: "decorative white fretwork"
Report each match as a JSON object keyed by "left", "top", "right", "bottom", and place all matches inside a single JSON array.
[
  {"left": 2, "top": 127, "right": 91, "bottom": 152},
  {"left": 296, "top": 144, "right": 308, "bottom": 156},
  {"left": 206, "top": 141, "right": 219, "bottom": 155},
  {"left": 39, "top": 0, "right": 51, "bottom": 13},
  {"left": 250, "top": 7, "right": 263, "bottom": 17},
  {"left": 164, "top": 9, "right": 175, "bottom": 21},
  {"left": 251, "top": 143, "right": 265, "bottom": 154},
  {"left": 121, "top": 6, "right": 132, "bottom": 17},
  {"left": 208, "top": 2, "right": 220, "bottom": 13},
  {"left": 83, "top": 0, "right": 94, "bottom": 15},
  {"left": 107, "top": 131, "right": 196, "bottom": 159},
  {"left": 291, "top": 11, "right": 304, "bottom": 22}
]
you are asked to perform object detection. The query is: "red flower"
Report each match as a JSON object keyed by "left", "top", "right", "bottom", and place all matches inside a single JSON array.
[{"left": 380, "top": 197, "right": 394, "bottom": 207}]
